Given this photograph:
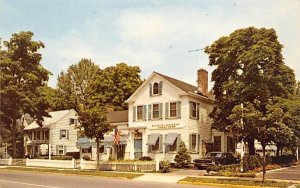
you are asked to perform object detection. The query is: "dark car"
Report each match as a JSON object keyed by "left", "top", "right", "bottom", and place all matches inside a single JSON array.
[{"left": 194, "top": 152, "right": 238, "bottom": 169}]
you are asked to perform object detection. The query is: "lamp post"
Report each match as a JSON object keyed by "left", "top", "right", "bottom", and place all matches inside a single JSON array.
[{"left": 240, "top": 103, "right": 245, "bottom": 172}]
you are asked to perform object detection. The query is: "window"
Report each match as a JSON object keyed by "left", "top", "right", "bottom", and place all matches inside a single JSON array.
[
  {"left": 29, "top": 132, "right": 32, "bottom": 140},
  {"left": 44, "top": 130, "right": 49, "bottom": 140},
  {"left": 152, "top": 104, "right": 160, "bottom": 119},
  {"left": 213, "top": 136, "right": 221, "bottom": 152},
  {"left": 57, "top": 145, "right": 64, "bottom": 155},
  {"left": 169, "top": 138, "right": 177, "bottom": 152},
  {"left": 189, "top": 101, "right": 199, "bottom": 119},
  {"left": 153, "top": 82, "right": 159, "bottom": 94},
  {"left": 227, "top": 136, "right": 235, "bottom": 153},
  {"left": 69, "top": 118, "right": 77, "bottom": 125},
  {"left": 170, "top": 102, "right": 177, "bottom": 117},
  {"left": 190, "top": 134, "right": 197, "bottom": 152},
  {"left": 36, "top": 131, "right": 40, "bottom": 140},
  {"left": 137, "top": 106, "right": 143, "bottom": 120},
  {"left": 150, "top": 138, "right": 159, "bottom": 152},
  {"left": 60, "top": 129, "right": 68, "bottom": 139}
]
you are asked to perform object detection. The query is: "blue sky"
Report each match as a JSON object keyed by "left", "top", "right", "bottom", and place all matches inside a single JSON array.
[{"left": 1, "top": 0, "right": 299, "bottom": 88}]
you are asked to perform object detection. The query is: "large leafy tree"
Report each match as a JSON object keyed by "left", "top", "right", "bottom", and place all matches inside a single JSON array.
[
  {"left": 0, "top": 31, "right": 51, "bottom": 157},
  {"left": 91, "top": 63, "right": 142, "bottom": 110},
  {"left": 205, "top": 27, "right": 296, "bottom": 182},
  {"left": 56, "top": 58, "right": 100, "bottom": 111}
]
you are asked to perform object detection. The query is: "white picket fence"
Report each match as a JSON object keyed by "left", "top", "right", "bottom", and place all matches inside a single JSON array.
[
  {"left": 0, "top": 157, "right": 12, "bottom": 165},
  {"left": 26, "top": 158, "right": 75, "bottom": 169}
]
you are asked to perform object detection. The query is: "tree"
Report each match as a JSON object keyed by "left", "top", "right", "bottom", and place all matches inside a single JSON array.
[
  {"left": 78, "top": 105, "right": 111, "bottom": 171},
  {"left": 174, "top": 141, "right": 191, "bottom": 168},
  {"left": 0, "top": 31, "right": 51, "bottom": 157},
  {"left": 205, "top": 27, "right": 296, "bottom": 182},
  {"left": 91, "top": 63, "right": 142, "bottom": 110},
  {"left": 56, "top": 58, "right": 100, "bottom": 111}
]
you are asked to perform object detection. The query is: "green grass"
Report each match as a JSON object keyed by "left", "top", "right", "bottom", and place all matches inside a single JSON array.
[
  {"left": 179, "top": 177, "right": 293, "bottom": 187},
  {"left": 1, "top": 167, "right": 143, "bottom": 179}
]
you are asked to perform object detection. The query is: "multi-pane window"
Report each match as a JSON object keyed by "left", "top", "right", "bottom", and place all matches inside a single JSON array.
[
  {"left": 152, "top": 104, "right": 159, "bottom": 119},
  {"left": 60, "top": 129, "right": 67, "bottom": 139},
  {"left": 137, "top": 106, "right": 143, "bottom": 120},
  {"left": 69, "top": 118, "right": 77, "bottom": 125},
  {"left": 191, "top": 134, "right": 197, "bottom": 152},
  {"left": 44, "top": 130, "right": 49, "bottom": 140},
  {"left": 169, "top": 138, "right": 177, "bottom": 152},
  {"left": 58, "top": 145, "right": 64, "bottom": 155},
  {"left": 190, "top": 102, "right": 197, "bottom": 118},
  {"left": 170, "top": 102, "right": 177, "bottom": 117},
  {"left": 213, "top": 136, "right": 221, "bottom": 152}
]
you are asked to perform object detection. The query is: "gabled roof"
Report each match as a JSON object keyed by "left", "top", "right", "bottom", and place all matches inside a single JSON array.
[
  {"left": 107, "top": 110, "right": 128, "bottom": 123},
  {"left": 23, "top": 109, "right": 76, "bottom": 130},
  {"left": 154, "top": 72, "right": 200, "bottom": 95},
  {"left": 126, "top": 71, "right": 208, "bottom": 102}
]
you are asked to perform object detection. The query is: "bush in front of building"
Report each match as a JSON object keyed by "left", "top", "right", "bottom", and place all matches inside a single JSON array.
[
  {"left": 242, "top": 153, "right": 263, "bottom": 172},
  {"left": 66, "top": 152, "right": 80, "bottom": 159},
  {"left": 174, "top": 141, "right": 191, "bottom": 168},
  {"left": 159, "top": 160, "right": 171, "bottom": 173},
  {"left": 51, "top": 155, "right": 74, "bottom": 160},
  {"left": 139, "top": 156, "right": 153, "bottom": 161},
  {"left": 271, "top": 154, "right": 297, "bottom": 166}
]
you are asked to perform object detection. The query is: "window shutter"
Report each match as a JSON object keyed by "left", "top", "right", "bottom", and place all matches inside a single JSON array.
[
  {"left": 59, "top": 130, "right": 62, "bottom": 139},
  {"left": 148, "top": 104, "right": 152, "bottom": 120},
  {"left": 189, "top": 134, "right": 192, "bottom": 152},
  {"left": 149, "top": 83, "right": 152, "bottom": 96},
  {"left": 143, "top": 105, "right": 147, "bottom": 121},
  {"left": 67, "top": 130, "right": 69, "bottom": 139},
  {"left": 148, "top": 135, "right": 151, "bottom": 153},
  {"left": 104, "top": 145, "right": 107, "bottom": 154},
  {"left": 165, "top": 102, "right": 169, "bottom": 119},
  {"left": 189, "top": 102, "right": 193, "bottom": 118},
  {"left": 69, "top": 118, "right": 71, "bottom": 125},
  {"left": 56, "top": 145, "right": 59, "bottom": 155},
  {"left": 165, "top": 134, "right": 169, "bottom": 153},
  {"left": 159, "top": 103, "right": 163, "bottom": 119},
  {"left": 176, "top": 101, "right": 181, "bottom": 118},
  {"left": 177, "top": 134, "right": 181, "bottom": 152},
  {"left": 74, "top": 119, "right": 77, "bottom": 126},
  {"left": 64, "top": 146, "right": 67, "bottom": 155},
  {"left": 159, "top": 134, "right": 163, "bottom": 153},
  {"left": 197, "top": 103, "right": 200, "bottom": 120},
  {"left": 197, "top": 134, "right": 200, "bottom": 153},
  {"left": 158, "top": 81, "right": 163, "bottom": 94},
  {"left": 133, "top": 106, "right": 136, "bottom": 122}
]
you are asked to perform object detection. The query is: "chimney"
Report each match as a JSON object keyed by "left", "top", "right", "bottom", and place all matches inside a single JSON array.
[{"left": 197, "top": 69, "right": 208, "bottom": 96}]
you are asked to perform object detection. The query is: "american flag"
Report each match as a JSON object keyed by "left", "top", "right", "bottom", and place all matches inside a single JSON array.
[{"left": 113, "top": 128, "right": 120, "bottom": 145}]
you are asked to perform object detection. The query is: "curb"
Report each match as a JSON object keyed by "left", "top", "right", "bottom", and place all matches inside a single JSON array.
[{"left": 178, "top": 181, "right": 275, "bottom": 188}]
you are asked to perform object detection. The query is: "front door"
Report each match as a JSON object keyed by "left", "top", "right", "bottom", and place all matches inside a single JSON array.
[{"left": 134, "top": 139, "right": 142, "bottom": 160}]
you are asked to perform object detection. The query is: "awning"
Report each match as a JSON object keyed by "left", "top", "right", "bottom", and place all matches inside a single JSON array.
[
  {"left": 76, "top": 137, "right": 91, "bottom": 149},
  {"left": 101, "top": 135, "right": 127, "bottom": 145},
  {"left": 146, "top": 133, "right": 160, "bottom": 145},
  {"left": 164, "top": 133, "right": 178, "bottom": 145}
]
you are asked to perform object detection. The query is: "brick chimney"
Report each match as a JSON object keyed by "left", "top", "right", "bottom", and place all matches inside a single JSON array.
[{"left": 197, "top": 69, "right": 208, "bottom": 96}]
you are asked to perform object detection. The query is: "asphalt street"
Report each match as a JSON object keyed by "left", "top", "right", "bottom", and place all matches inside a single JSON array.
[
  {"left": 0, "top": 170, "right": 216, "bottom": 188},
  {"left": 258, "top": 165, "right": 300, "bottom": 181}
]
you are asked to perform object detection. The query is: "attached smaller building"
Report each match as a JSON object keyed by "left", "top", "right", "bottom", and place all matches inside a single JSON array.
[{"left": 23, "top": 109, "right": 80, "bottom": 157}]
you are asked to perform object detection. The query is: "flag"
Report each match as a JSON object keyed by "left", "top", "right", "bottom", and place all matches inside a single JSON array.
[{"left": 113, "top": 128, "right": 120, "bottom": 145}]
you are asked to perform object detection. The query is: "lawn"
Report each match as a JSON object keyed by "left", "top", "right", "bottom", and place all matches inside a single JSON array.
[
  {"left": 0, "top": 166, "right": 143, "bottom": 179},
  {"left": 179, "top": 177, "right": 295, "bottom": 188}
]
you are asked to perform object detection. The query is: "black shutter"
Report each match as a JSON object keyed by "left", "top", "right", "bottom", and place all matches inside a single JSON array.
[{"left": 149, "top": 83, "right": 152, "bottom": 96}]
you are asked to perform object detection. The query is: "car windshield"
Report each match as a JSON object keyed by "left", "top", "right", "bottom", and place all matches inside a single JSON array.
[{"left": 206, "top": 153, "right": 222, "bottom": 157}]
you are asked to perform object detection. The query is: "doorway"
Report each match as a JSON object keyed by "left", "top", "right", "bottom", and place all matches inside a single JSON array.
[{"left": 134, "top": 139, "right": 142, "bottom": 160}]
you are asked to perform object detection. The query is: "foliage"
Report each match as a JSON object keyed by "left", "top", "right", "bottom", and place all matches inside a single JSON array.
[
  {"left": 206, "top": 164, "right": 240, "bottom": 174},
  {"left": 271, "top": 155, "right": 297, "bottom": 166},
  {"left": 91, "top": 63, "right": 142, "bottom": 110},
  {"left": 0, "top": 31, "right": 51, "bottom": 157},
  {"left": 82, "top": 155, "right": 91, "bottom": 161},
  {"left": 174, "top": 141, "right": 191, "bottom": 168},
  {"left": 159, "top": 160, "right": 171, "bottom": 173},
  {"left": 139, "top": 156, "right": 153, "bottom": 161},
  {"left": 242, "top": 153, "right": 263, "bottom": 172},
  {"left": 56, "top": 58, "right": 100, "bottom": 111},
  {"left": 66, "top": 152, "right": 80, "bottom": 159}
]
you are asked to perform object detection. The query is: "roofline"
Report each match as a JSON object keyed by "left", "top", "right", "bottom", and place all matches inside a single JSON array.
[
  {"left": 179, "top": 92, "right": 214, "bottom": 104},
  {"left": 125, "top": 72, "right": 186, "bottom": 103}
]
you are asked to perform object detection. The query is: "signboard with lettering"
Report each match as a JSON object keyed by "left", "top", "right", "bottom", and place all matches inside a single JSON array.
[{"left": 150, "top": 123, "right": 182, "bottom": 129}]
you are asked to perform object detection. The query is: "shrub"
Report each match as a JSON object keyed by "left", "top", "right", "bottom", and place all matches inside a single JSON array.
[
  {"left": 242, "top": 154, "right": 263, "bottom": 172},
  {"left": 139, "top": 156, "right": 153, "bottom": 161},
  {"left": 82, "top": 155, "right": 91, "bottom": 161},
  {"left": 66, "top": 152, "right": 80, "bottom": 159},
  {"left": 51, "top": 155, "right": 73, "bottom": 160},
  {"left": 206, "top": 164, "right": 240, "bottom": 174},
  {"left": 174, "top": 141, "right": 191, "bottom": 168},
  {"left": 271, "top": 155, "right": 296, "bottom": 166},
  {"left": 159, "top": 160, "right": 171, "bottom": 173}
]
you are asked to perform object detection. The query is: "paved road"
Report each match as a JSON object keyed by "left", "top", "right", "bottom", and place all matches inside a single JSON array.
[
  {"left": 260, "top": 165, "right": 300, "bottom": 181},
  {"left": 0, "top": 170, "right": 217, "bottom": 188}
]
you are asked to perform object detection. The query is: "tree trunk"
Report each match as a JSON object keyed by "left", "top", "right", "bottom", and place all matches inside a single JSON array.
[
  {"left": 96, "top": 138, "right": 100, "bottom": 171},
  {"left": 248, "top": 139, "right": 255, "bottom": 155},
  {"left": 276, "top": 144, "right": 280, "bottom": 157},
  {"left": 12, "top": 119, "right": 17, "bottom": 158},
  {"left": 262, "top": 136, "right": 266, "bottom": 183}
]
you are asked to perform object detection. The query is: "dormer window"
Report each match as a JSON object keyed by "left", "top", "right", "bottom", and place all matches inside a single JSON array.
[
  {"left": 153, "top": 82, "right": 159, "bottom": 94},
  {"left": 149, "top": 81, "right": 162, "bottom": 96}
]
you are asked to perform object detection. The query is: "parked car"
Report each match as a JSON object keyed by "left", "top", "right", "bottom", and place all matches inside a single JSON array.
[{"left": 194, "top": 152, "right": 238, "bottom": 169}]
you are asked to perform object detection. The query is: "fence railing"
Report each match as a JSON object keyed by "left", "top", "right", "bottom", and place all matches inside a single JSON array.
[
  {"left": 26, "top": 158, "right": 75, "bottom": 169},
  {"left": 0, "top": 157, "right": 12, "bottom": 165}
]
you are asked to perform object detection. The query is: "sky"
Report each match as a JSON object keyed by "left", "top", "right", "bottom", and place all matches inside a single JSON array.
[{"left": 0, "top": 0, "right": 299, "bottom": 89}]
